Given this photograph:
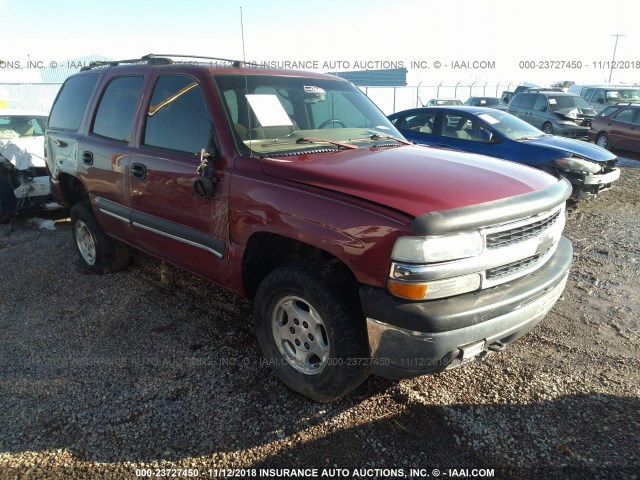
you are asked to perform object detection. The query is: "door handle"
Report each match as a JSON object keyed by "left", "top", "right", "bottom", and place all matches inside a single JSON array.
[
  {"left": 82, "top": 151, "right": 93, "bottom": 166},
  {"left": 131, "top": 163, "right": 147, "bottom": 180}
]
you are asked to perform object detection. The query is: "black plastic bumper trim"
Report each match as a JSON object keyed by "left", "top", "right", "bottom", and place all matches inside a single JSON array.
[{"left": 359, "top": 236, "right": 573, "bottom": 334}]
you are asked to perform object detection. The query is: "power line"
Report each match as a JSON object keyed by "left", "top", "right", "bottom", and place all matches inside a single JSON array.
[{"left": 609, "top": 34, "right": 627, "bottom": 83}]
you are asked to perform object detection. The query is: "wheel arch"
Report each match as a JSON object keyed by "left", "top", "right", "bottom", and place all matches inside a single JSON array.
[
  {"left": 242, "top": 232, "right": 361, "bottom": 301},
  {"left": 57, "top": 172, "right": 89, "bottom": 207}
]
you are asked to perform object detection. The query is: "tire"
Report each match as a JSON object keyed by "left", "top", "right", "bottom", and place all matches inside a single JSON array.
[
  {"left": 253, "top": 265, "right": 370, "bottom": 402},
  {"left": 0, "top": 175, "right": 18, "bottom": 224},
  {"left": 542, "top": 122, "right": 553, "bottom": 135},
  {"left": 596, "top": 133, "right": 610, "bottom": 150},
  {"left": 70, "top": 201, "right": 129, "bottom": 273}
]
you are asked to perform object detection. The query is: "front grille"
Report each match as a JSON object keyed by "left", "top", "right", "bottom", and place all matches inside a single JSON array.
[
  {"left": 486, "top": 253, "right": 542, "bottom": 279},
  {"left": 486, "top": 210, "right": 560, "bottom": 249}
]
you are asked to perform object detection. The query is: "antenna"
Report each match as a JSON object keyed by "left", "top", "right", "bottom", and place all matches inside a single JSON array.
[
  {"left": 240, "top": 7, "right": 246, "bottom": 63},
  {"left": 240, "top": 6, "right": 254, "bottom": 157}
]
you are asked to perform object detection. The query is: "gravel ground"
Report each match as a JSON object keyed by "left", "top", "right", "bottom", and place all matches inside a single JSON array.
[{"left": 1, "top": 158, "right": 639, "bottom": 480}]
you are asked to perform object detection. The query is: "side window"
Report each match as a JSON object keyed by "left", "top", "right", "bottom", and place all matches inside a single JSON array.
[
  {"left": 632, "top": 109, "right": 640, "bottom": 125},
  {"left": 510, "top": 95, "right": 523, "bottom": 108},
  {"left": 583, "top": 89, "right": 594, "bottom": 101},
  {"left": 613, "top": 108, "right": 636, "bottom": 123},
  {"left": 520, "top": 94, "right": 537, "bottom": 110},
  {"left": 144, "top": 76, "right": 212, "bottom": 154},
  {"left": 48, "top": 73, "right": 100, "bottom": 130},
  {"left": 533, "top": 95, "right": 547, "bottom": 111},
  {"left": 92, "top": 76, "right": 144, "bottom": 142},
  {"left": 442, "top": 113, "right": 488, "bottom": 142},
  {"left": 593, "top": 89, "right": 605, "bottom": 103},
  {"left": 397, "top": 112, "right": 437, "bottom": 133}
]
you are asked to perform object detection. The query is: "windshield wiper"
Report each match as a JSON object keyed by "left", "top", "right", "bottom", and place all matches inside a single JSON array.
[
  {"left": 295, "top": 137, "right": 359, "bottom": 149},
  {"left": 259, "top": 136, "right": 358, "bottom": 150},
  {"left": 349, "top": 133, "right": 412, "bottom": 145},
  {"left": 514, "top": 135, "right": 544, "bottom": 141}
]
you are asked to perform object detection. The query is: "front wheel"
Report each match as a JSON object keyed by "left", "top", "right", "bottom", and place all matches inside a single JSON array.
[
  {"left": 253, "top": 265, "right": 370, "bottom": 402},
  {"left": 71, "top": 201, "right": 129, "bottom": 273},
  {"left": 596, "top": 133, "right": 610, "bottom": 150},
  {"left": 542, "top": 122, "right": 554, "bottom": 135}
]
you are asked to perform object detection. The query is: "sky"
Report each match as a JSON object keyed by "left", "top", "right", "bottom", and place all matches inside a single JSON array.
[{"left": 1, "top": 0, "right": 639, "bottom": 101}]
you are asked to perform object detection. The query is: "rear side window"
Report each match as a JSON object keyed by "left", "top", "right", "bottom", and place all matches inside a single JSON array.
[
  {"left": 510, "top": 94, "right": 523, "bottom": 108},
  {"left": 613, "top": 108, "right": 636, "bottom": 123},
  {"left": 144, "top": 75, "right": 212, "bottom": 154},
  {"left": 520, "top": 94, "right": 537, "bottom": 109},
  {"left": 92, "top": 76, "right": 144, "bottom": 142},
  {"left": 48, "top": 73, "right": 99, "bottom": 130}
]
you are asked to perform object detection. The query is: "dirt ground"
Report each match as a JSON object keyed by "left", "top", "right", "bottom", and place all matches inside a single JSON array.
[{"left": 0, "top": 156, "right": 638, "bottom": 480}]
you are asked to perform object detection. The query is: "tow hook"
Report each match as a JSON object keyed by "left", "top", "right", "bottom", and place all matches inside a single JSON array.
[{"left": 488, "top": 341, "right": 507, "bottom": 352}]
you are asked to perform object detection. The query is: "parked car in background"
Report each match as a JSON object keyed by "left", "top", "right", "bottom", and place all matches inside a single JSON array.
[
  {"left": 588, "top": 104, "right": 640, "bottom": 153},
  {"left": 388, "top": 106, "right": 620, "bottom": 199},
  {"left": 508, "top": 91, "right": 595, "bottom": 138},
  {"left": 0, "top": 110, "right": 56, "bottom": 222},
  {"left": 582, "top": 86, "right": 640, "bottom": 113},
  {"left": 464, "top": 96, "right": 507, "bottom": 110},
  {"left": 500, "top": 84, "right": 562, "bottom": 104},
  {"left": 567, "top": 84, "right": 590, "bottom": 96},
  {"left": 424, "top": 98, "right": 462, "bottom": 106}
]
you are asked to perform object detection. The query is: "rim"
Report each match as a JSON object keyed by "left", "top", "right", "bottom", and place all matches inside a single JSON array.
[
  {"left": 543, "top": 124, "right": 552, "bottom": 134},
  {"left": 597, "top": 135, "right": 608, "bottom": 148},
  {"left": 75, "top": 220, "right": 97, "bottom": 265},
  {"left": 271, "top": 295, "right": 329, "bottom": 375}
]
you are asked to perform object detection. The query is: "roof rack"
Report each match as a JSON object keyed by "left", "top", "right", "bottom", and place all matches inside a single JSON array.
[{"left": 80, "top": 53, "right": 246, "bottom": 71}]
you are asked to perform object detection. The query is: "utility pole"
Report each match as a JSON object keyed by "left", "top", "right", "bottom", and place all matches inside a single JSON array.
[{"left": 609, "top": 34, "right": 626, "bottom": 83}]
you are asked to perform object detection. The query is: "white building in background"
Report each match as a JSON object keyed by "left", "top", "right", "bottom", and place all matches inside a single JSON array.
[{"left": 0, "top": 55, "right": 112, "bottom": 113}]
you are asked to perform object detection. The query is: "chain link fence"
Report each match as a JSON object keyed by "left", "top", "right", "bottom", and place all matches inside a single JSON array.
[{"left": 360, "top": 83, "right": 520, "bottom": 115}]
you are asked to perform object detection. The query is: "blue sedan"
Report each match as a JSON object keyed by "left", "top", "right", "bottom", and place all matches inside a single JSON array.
[{"left": 387, "top": 106, "right": 620, "bottom": 199}]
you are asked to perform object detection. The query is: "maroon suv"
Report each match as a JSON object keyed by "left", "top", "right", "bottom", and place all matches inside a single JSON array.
[{"left": 45, "top": 55, "right": 573, "bottom": 401}]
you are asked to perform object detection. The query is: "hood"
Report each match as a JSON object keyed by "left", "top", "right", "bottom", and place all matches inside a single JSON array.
[
  {"left": 528, "top": 135, "right": 616, "bottom": 162},
  {"left": 261, "top": 145, "right": 559, "bottom": 218},
  {"left": 0, "top": 136, "right": 46, "bottom": 169},
  {"left": 554, "top": 107, "right": 595, "bottom": 119}
]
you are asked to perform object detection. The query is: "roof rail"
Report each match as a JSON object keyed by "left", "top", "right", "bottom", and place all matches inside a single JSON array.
[
  {"left": 144, "top": 53, "right": 246, "bottom": 67},
  {"left": 79, "top": 53, "right": 245, "bottom": 71}
]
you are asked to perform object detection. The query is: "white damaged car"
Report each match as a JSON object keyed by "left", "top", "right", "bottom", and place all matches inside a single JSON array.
[{"left": 1, "top": 110, "right": 58, "bottom": 222}]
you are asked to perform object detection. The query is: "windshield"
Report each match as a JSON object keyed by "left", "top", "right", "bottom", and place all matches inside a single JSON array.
[
  {"left": 213, "top": 74, "right": 403, "bottom": 155},
  {"left": 606, "top": 89, "right": 640, "bottom": 102},
  {"left": 0, "top": 115, "right": 47, "bottom": 139},
  {"left": 478, "top": 97, "right": 503, "bottom": 106},
  {"left": 476, "top": 110, "right": 545, "bottom": 140},
  {"left": 547, "top": 96, "right": 592, "bottom": 111}
]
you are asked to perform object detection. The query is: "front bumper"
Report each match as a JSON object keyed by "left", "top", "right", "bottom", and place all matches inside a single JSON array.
[
  {"left": 361, "top": 236, "right": 573, "bottom": 380},
  {"left": 561, "top": 168, "right": 620, "bottom": 199},
  {"left": 554, "top": 124, "right": 590, "bottom": 139}
]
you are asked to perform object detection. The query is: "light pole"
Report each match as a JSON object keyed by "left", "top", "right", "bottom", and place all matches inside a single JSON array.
[{"left": 609, "top": 34, "right": 626, "bottom": 83}]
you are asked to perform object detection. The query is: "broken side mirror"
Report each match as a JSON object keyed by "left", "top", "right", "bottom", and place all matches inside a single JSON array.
[{"left": 193, "top": 146, "right": 219, "bottom": 199}]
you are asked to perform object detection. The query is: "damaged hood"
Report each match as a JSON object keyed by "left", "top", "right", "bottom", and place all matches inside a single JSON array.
[
  {"left": 261, "top": 145, "right": 558, "bottom": 217},
  {"left": 0, "top": 136, "right": 46, "bottom": 170},
  {"left": 529, "top": 135, "right": 616, "bottom": 162},
  {"left": 553, "top": 107, "right": 595, "bottom": 120}
]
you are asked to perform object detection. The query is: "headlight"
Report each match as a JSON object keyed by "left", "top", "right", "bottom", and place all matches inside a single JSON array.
[
  {"left": 388, "top": 273, "right": 481, "bottom": 300},
  {"left": 553, "top": 157, "right": 602, "bottom": 174},
  {"left": 391, "top": 231, "right": 484, "bottom": 263},
  {"left": 556, "top": 120, "right": 577, "bottom": 125}
]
